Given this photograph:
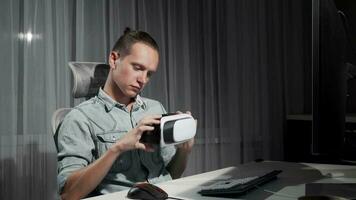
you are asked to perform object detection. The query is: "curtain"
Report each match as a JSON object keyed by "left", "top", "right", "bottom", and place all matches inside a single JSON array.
[
  {"left": 0, "top": 0, "right": 73, "bottom": 199},
  {"left": 0, "top": 0, "right": 311, "bottom": 199}
]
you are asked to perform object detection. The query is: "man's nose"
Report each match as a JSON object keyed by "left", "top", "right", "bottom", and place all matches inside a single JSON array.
[{"left": 137, "top": 72, "right": 148, "bottom": 85}]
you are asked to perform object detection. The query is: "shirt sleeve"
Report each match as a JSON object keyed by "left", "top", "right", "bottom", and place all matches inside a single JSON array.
[
  {"left": 56, "top": 109, "right": 95, "bottom": 193},
  {"left": 161, "top": 145, "right": 177, "bottom": 166}
]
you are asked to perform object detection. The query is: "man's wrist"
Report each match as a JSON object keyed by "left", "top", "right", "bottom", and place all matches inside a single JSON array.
[{"left": 110, "top": 142, "right": 123, "bottom": 155}]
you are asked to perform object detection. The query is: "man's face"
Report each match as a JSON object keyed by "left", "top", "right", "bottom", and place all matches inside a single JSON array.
[{"left": 110, "top": 42, "right": 159, "bottom": 98}]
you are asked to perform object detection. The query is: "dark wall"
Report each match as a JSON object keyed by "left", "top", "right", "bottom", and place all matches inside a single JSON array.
[
  {"left": 315, "top": 0, "right": 347, "bottom": 155},
  {"left": 334, "top": 0, "right": 356, "bottom": 113}
]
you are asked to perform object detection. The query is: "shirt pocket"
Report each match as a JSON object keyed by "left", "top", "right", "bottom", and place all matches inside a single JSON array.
[{"left": 96, "top": 131, "right": 132, "bottom": 172}]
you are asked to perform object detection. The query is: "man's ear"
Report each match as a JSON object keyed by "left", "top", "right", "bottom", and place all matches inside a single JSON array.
[{"left": 109, "top": 51, "right": 120, "bottom": 69}]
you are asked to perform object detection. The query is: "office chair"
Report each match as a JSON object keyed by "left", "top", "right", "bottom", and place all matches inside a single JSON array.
[{"left": 51, "top": 62, "right": 110, "bottom": 149}]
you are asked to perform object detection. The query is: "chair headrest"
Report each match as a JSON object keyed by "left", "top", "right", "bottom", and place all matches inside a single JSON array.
[{"left": 68, "top": 62, "right": 110, "bottom": 98}]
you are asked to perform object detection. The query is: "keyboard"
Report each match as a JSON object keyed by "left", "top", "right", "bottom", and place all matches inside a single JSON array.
[{"left": 198, "top": 170, "right": 282, "bottom": 197}]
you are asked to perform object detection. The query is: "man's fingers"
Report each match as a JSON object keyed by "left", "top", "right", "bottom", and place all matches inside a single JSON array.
[
  {"left": 151, "top": 114, "right": 162, "bottom": 119},
  {"left": 137, "top": 125, "right": 154, "bottom": 134},
  {"left": 139, "top": 117, "right": 161, "bottom": 126},
  {"left": 143, "top": 118, "right": 160, "bottom": 125},
  {"left": 176, "top": 110, "right": 192, "bottom": 115},
  {"left": 145, "top": 146, "right": 155, "bottom": 152},
  {"left": 135, "top": 142, "right": 155, "bottom": 152},
  {"left": 143, "top": 143, "right": 155, "bottom": 152},
  {"left": 143, "top": 115, "right": 162, "bottom": 121},
  {"left": 137, "top": 134, "right": 142, "bottom": 140},
  {"left": 135, "top": 142, "right": 146, "bottom": 150}
]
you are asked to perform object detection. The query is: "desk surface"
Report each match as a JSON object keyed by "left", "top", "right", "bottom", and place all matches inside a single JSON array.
[{"left": 85, "top": 161, "right": 356, "bottom": 200}]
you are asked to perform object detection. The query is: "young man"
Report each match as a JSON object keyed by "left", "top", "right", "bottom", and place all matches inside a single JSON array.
[{"left": 57, "top": 28, "right": 194, "bottom": 199}]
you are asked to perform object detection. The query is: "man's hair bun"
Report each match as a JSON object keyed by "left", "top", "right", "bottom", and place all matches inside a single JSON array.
[
  {"left": 112, "top": 27, "right": 159, "bottom": 57},
  {"left": 124, "top": 27, "right": 131, "bottom": 34}
]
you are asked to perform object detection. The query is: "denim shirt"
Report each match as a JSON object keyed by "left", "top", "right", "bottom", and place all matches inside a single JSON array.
[{"left": 57, "top": 89, "right": 176, "bottom": 194}]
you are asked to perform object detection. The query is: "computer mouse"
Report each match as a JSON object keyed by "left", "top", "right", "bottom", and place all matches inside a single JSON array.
[
  {"left": 127, "top": 182, "right": 168, "bottom": 200},
  {"left": 324, "top": 172, "right": 344, "bottom": 178}
]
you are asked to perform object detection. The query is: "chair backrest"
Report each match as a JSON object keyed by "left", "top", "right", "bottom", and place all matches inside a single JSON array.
[
  {"left": 51, "top": 108, "right": 73, "bottom": 135},
  {"left": 51, "top": 62, "right": 110, "bottom": 149},
  {"left": 51, "top": 108, "right": 72, "bottom": 149},
  {"left": 68, "top": 62, "right": 110, "bottom": 99}
]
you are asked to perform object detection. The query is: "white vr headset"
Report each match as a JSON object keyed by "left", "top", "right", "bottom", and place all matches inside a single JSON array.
[{"left": 140, "top": 113, "right": 197, "bottom": 146}]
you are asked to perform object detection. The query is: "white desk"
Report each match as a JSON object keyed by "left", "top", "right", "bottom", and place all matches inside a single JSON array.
[{"left": 85, "top": 161, "right": 356, "bottom": 200}]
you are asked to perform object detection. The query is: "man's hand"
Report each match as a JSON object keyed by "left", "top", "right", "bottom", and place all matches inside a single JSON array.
[
  {"left": 112, "top": 115, "right": 161, "bottom": 153},
  {"left": 167, "top": 110, "right": 195, "bottom": 179},
  {"left": 60, "top": 115, "right": 162, "bottom": 200},
  {"left": 175, "top": 110, "right": 195, "bottom": 153},
  {"left": 176, "top": 138, "right": 195, "bottom": 153}
]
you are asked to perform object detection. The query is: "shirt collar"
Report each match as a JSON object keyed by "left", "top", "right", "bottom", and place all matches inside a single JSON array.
[
  {"left": 97, "top": 88, "right": 146, "bottom": 112},
  {"left": 135, "top": 94, "right": 146, "bottom": 110}
]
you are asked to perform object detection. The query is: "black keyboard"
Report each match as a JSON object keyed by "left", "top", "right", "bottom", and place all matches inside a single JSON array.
[{"left": 198, "top": 170, "right": 282, "bottom": 197}]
